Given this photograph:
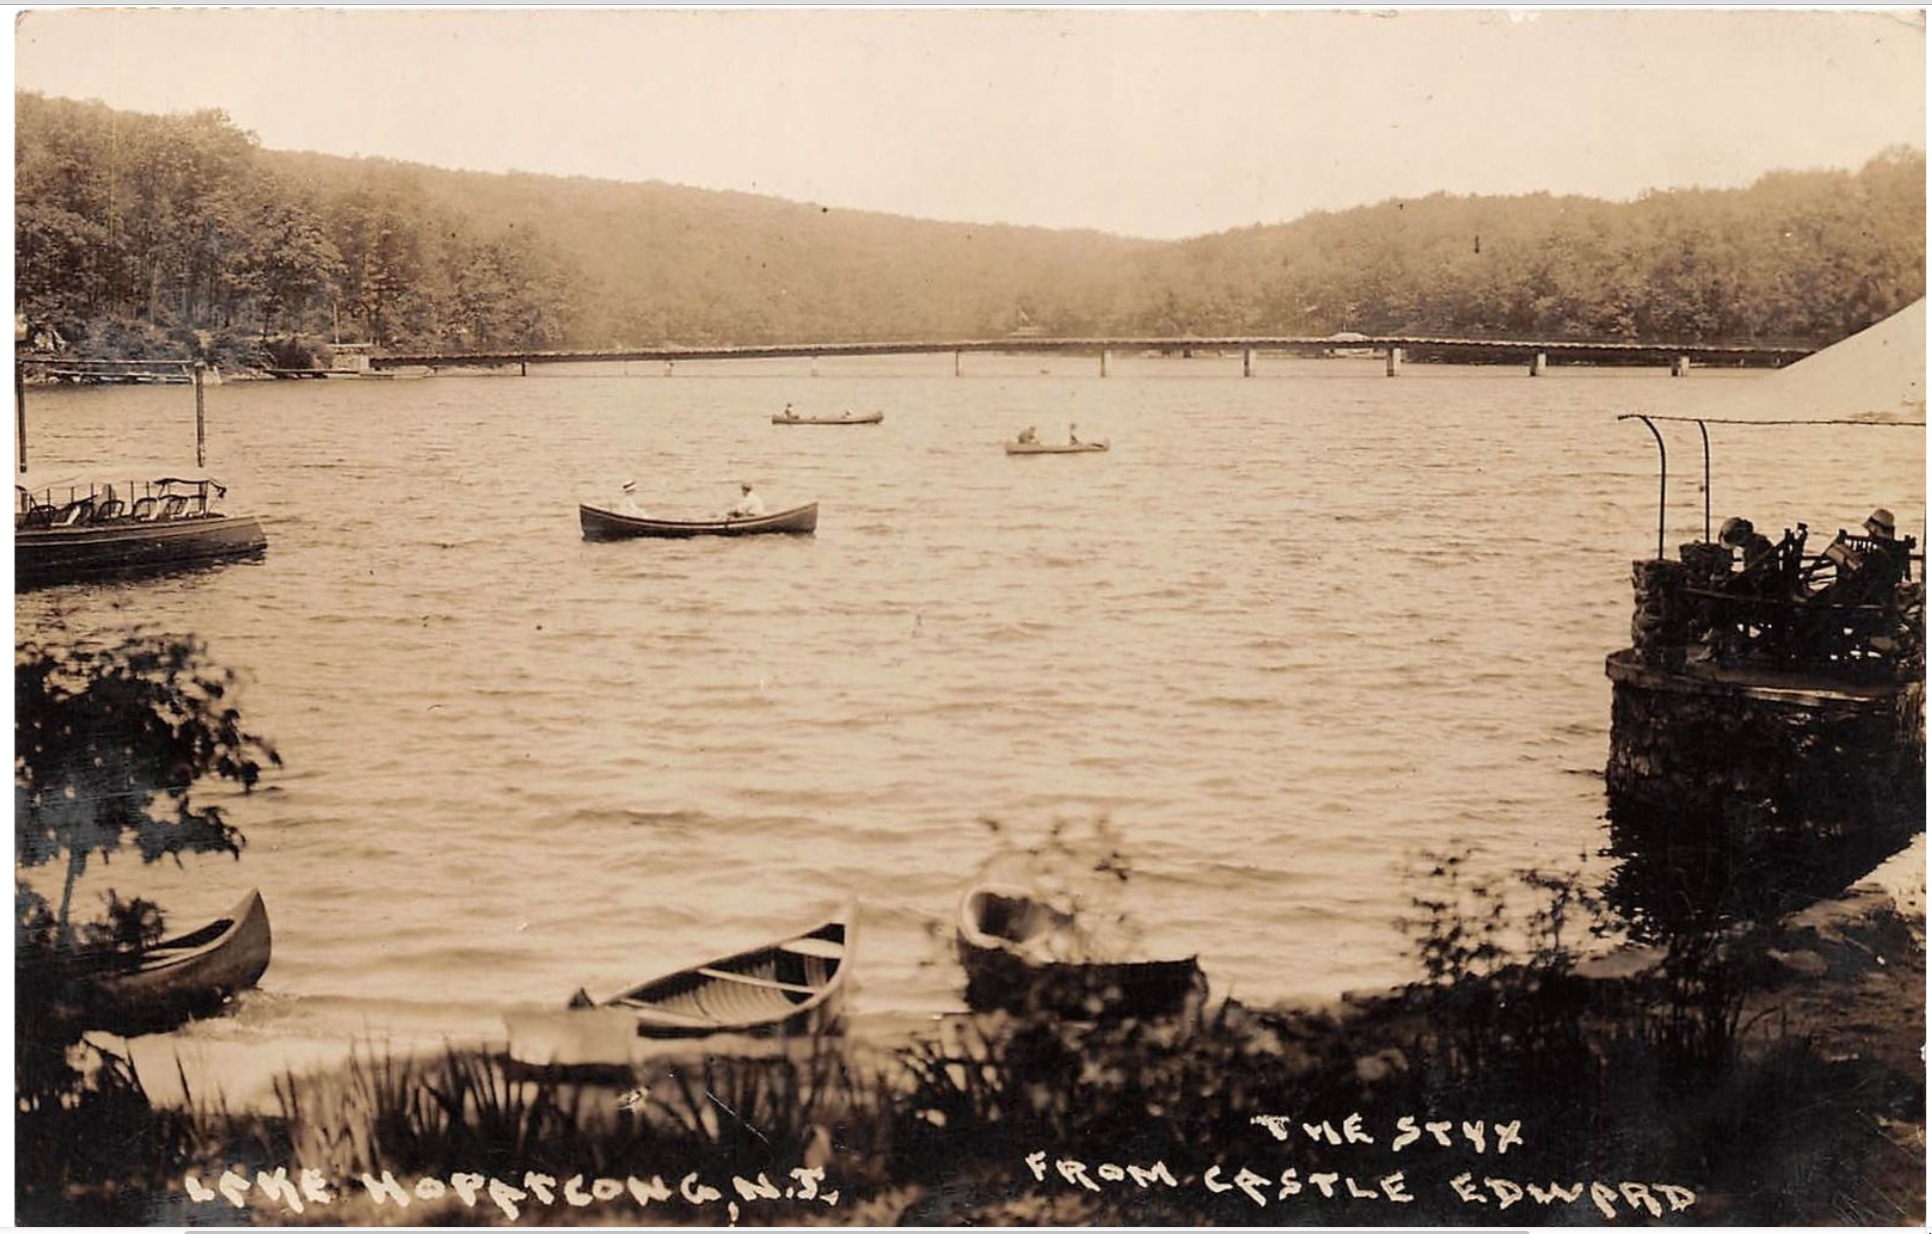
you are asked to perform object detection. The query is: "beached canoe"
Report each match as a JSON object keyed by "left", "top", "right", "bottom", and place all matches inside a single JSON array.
[
  {"left": 572, "top": 905, "right": 855, "bottom": 1038},
  {"left": 773, "top": 412, "right": 883, "bottom": 425},
  {"left": 1003, "top": 441, "right": 1109, "bottom": 455},
  {"left": 956, "top": 884, "right": 1201, "bottom": 1018},
  {"left": 78, "top": 890, "right": 272, "bottom": 1035},
  {"left": 579, "top": 502, "right": 818, "bottom": 540}
]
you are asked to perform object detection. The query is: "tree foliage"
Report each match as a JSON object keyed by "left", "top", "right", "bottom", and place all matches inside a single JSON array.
[
  {"left": 16, "top": 91, "right": 1926, "bottom": 355},
  {"left": 15, "top": 633, "right": 280, "bottom": 949}
]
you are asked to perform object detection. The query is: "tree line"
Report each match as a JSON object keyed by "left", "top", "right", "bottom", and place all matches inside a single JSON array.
[{"left": 15, "top": 91, "right": 1926, "bottom": 361}]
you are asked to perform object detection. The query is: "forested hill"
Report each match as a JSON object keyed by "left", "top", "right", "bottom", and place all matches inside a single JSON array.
[{"left": 15, "top": 91, "right": 1927, "bottom": 362}]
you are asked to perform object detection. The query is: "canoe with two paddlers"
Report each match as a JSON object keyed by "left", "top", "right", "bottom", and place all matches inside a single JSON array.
[
  {"left": 773, "top": 412, "right": 883, "bottom": 425},
  {"left": 956, "top": 884, "right": 1200, "bottom": 1018},
  {"left": 579, "top": 502, "right": 819, "bottom": 540},
  {"left": 1003, "top": 440, "right": 1109, "bottom": 455},
  {"left": 569, "top": 903, "right": 855, "bottom": 1039}
]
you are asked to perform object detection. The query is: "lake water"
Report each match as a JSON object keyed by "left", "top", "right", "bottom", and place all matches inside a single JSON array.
[{"left": 15, "top": 353, "right": 1925, "bottom": 1090}]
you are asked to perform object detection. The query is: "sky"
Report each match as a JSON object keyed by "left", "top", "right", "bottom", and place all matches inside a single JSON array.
[{"left": 10, "top": 7, "right": 1927, "bottom": 240}]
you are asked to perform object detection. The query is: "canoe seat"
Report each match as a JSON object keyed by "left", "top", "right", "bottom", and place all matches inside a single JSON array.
[
  {"left": 130, "top": 497, "right": 161, "bottom": 521},
  {"left": 91, "top": 499, "right": 126, "bottom": 522},
  {"left": 778, "top": 937, "right": 844, "bottom": 960},
  {"left": 696, "top": 966, "right": 819, "bottom": 995},
  {"left": 54, "top": 500, "right": 94, "bottom": 527}
]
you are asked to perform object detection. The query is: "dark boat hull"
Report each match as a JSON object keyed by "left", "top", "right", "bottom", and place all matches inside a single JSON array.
[
  {"left": 594, "top": 910, "right": 853, "bottom": 1039},
  {"left": 773, "top": 414, "right": 882, "bottom": 425},
  {"left": 75, "top": 891, "right": 272, "bottom": 1035},
  {"left": 956, "top": 887, "right": 1201, "bottom": 1018},
  {"left": 579, "top": 502, "right": 818, "bottom": 540},
  {"left": 16, "top": 514, "right": 268, "bottom": 589}
]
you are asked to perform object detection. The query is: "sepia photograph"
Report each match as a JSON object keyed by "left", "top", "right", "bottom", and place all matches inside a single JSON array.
[{"left": 10, "top": 6, "right": 1927, "bottom": 1227}]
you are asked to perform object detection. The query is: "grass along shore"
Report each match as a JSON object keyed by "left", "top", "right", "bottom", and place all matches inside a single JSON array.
[{"left": 18, "top": 837, "right": 1923, "bottom": 1226}]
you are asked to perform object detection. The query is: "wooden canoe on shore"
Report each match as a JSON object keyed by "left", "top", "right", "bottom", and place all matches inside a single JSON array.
[
  {"left": 773, "top": 412, "right": 883, "bottom": 425},
  {"left": 572, "top": 904, "right": 855, "bottom": 1038},
  {"left": 956, "top": 884, "right": 1200, "bottom": 1018},
  {"left": 77, "top": 890, "right": 272, "bottom": 1035},
  {"left": 579, "top": 502, "right": 818, "bottom": 540},
  {"left": 1003, "top": 440, "right": 1109, "bottom": 455}
]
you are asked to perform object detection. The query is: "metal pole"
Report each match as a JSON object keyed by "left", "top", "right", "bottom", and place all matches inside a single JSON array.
[
  {"left": 1697, "top": 420, "right": 1711, "bottom": 544},
  {"left": 1619, "top": 414, "right": 1668, "bottom": 560},
  {"left": 193, "top": 362, "right": 206, "bottom": 468},
  {"left": 15, "top": 360, "right": 26, "bottom": 473}
]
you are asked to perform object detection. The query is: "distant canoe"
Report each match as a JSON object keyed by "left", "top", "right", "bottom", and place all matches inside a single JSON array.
[
  {"left": 1003, "top": 441, "right": 1109, "bottom": 455},
  {"left": 956, "top": 884, "right": 1201, "bottom": 1018},
  {"left": 579, "top": 502, "right": 818, "bottom": 540},
  {"left": 575, "top": 904, "right": 855, "bottom": 1039},
  {"left": 773, "top": 412, "right": 883, "bottom": 425},
  {"left": 77, "top": 890, "right": 272, "bottom": 1035}
]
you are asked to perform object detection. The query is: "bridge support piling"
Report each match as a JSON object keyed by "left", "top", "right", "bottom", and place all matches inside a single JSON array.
[
  {"left": 192, "top": 363, "right": 206, "bottom": 467},
  {"left": 1100, "top": 350, "right": 1110, "bottom": 378},
  {"left": 1385, "top": 347, "right": 1404, "bottom": 377},
  {"left": 811, "top": 357, "right": 819, "bottom": 378},
  {"left": 1530, "top": 352, "right": 1547, "bottom": 376},
  {"left": 520, "top": 361, "right": 528, "bottom": 377},
  {"left": 1243, "top": 347, "right": 1254, "bottom": 377},
  {"left": 954, "top": 350, "right": 961, "bottom": 378},
  {"left": 1671, "top": 355, "right": 1691, "bottom": 377}
]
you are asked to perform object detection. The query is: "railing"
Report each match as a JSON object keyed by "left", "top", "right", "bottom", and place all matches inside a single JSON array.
[{"left": 1630, "top": 529, "right": 1924, "bottom": 681}]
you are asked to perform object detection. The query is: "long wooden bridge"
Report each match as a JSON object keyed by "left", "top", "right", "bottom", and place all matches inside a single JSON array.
[{"left": 370, "top": 334, "right": 1813, "bottom": 377}]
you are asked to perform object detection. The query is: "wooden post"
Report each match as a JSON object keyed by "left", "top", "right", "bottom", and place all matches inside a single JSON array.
[
  {"left": 954, "top": 350, "right": 962, "bottom": 378},
  {"left": 1100, "top": 350, "right": 1110, "bottom": 378},
  {"left": 1385, "top": 347, "right": 1404, "bottom": 377},
  {"left": 192, "top": 362, "right": 206, "bottom": 468},
  {"left": 520, "top": 360, "right": 528, "bottom": 377},
  {"left": 1243, "top": 347, "right": 1254, "bottom": 377},
  {"left": 15, "top": 360, "right": 26, "bottom": 473},
  {"left": 1530, "top": 352, "right": 1547, "bottom": 376},
  {"left": 811, "top": 357, "right": 820, "bottom": 377}
]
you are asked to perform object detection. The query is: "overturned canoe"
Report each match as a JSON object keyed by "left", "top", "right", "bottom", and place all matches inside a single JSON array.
[
  {"left": 1003, "top": 441, "right": 1109, "bottom": 455},
  {"left": 956, "top": 884, "right": 1200, "bottom": 1018},
  {"left": 580, "top": 502, "right": 818, "bottom": 540},
  {"left": 77, "top": 890, "right": 272, "bottom": 1035},
  {"left": 773, "top": 412, "right": 883, "bottom": 425},
  {"left": 574, "top": 905, "right": 855, "bottom": 1038}
]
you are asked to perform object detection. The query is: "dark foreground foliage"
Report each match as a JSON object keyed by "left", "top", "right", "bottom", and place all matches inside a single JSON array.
[{"left": 20, "top": 862, "right": 1922, "bottom": 1226}]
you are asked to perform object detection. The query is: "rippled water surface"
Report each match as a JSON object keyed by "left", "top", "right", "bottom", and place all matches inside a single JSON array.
[{"left": 17, "top": 354, "right": 1925, "bottom": 1070}]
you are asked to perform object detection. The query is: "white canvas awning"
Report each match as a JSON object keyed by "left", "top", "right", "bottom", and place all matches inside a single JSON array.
[{"left": 1686, "top": 298, "right": 1926, "bottom": 424}]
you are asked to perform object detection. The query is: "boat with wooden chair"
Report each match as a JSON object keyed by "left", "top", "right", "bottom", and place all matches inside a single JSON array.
[{"left": 956, "top": 884, "right": 1201, "bottom": 1018}]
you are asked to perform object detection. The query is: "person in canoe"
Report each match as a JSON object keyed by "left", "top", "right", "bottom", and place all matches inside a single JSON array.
[
  {"left": 728, "top": 481, "right": 767, "bottom": 519},
  {"left": 617, "top": 479, "right": 647, "bottom": 517},
  {"left": 1017, "top": 425, "right": 1038, "bottom": 445},
  {"left": 1068, "top": 423, "right": 1081, "bottom": 445},
  {"left": 780, "top": 403, "right": 799, "bottom": 422},
  {"left": 840, "top": 409, "right": 853, "bottom": 420}
]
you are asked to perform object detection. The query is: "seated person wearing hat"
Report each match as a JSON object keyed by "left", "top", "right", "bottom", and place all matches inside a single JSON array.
[
  {"left": 1817, "top": 506, "right": 1911, "bottom": 591},
  {"left": 728, "top": 482, "right": 767, "bottom": 519},
  {"left": 1719, "top": 516, "right": 1777, "bottom": 581},
  {"left": 617, "top": 479, "right": 647, "bottom": 517}
]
